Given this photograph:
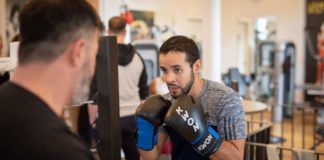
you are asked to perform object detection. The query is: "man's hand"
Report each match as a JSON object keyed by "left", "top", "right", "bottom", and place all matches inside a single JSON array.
[
  {"left": 164, "top": 95, "right": 223, "bottom": 157},
  {"left": 136, "top": 95, "right": 171, "bottom": 150}
]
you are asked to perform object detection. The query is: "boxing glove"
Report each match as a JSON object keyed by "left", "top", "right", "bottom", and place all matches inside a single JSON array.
[
  {"left": 164, "top": 95, "right": 223, "bottom": 157},
  {"left": 135, "top": 95, "right": 171, "bottom": 150}
]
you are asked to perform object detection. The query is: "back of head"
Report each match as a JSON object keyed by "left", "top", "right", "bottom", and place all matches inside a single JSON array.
[
  {"left": 108, "top": 16, "right": 127, "bottom": 35},
  {"left": 19, "top": 0, "right": 103, "bottom": 65},
  {"left": 159, "top": 35, "right": 200, "bottom": 67}
]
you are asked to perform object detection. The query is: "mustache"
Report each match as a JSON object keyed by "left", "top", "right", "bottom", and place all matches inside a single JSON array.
[{"left": 167, "top": 83, "right": 179, "bottom": 88}]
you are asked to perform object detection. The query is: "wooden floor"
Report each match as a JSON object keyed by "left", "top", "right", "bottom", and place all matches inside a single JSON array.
[{"left": 246, "top": 107, "right": 324, "bottom": 160}]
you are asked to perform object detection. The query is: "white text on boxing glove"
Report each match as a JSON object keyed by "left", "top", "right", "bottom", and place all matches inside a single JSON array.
[
  {"left": 175, "top": 106, "right": 199, "bottom": 132},
  {"left": 197, "top": 134, "right": 212, "bottom": 151}
]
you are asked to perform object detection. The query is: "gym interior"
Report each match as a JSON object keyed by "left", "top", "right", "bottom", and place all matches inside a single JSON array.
[{"left": 0, "top": 0, "right": 324, "bottom": 160}]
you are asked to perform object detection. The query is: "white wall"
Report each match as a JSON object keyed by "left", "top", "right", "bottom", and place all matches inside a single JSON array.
[
  {"left": 221, "top": 0, "right": 305, "bottom": 102},
  {"left": 100, "top": 0, "right": 204, "bottom": 36},
  {"left": 99, "top": 0, "right": 222, "bottom": 81},
  {"left": 100, "top": 0, "right": 306, "bottom": 92}
]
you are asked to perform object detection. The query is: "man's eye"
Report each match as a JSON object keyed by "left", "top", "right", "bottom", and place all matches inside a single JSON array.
[
  {"left": 174, "top": 68, "right": 182, "bottom": 73},
  {"left": 161, "top": 69, "right": 167, "bottom": 74}
]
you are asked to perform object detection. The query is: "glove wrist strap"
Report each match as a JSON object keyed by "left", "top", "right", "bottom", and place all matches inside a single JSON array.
[
  {"left": 192, "top": 126, "right": 223, "bottom": 157},
  {"left": 136, "top": 117, "right": 158, "bottom": 151}
]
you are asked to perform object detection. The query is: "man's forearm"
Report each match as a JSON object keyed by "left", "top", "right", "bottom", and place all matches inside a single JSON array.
[
  {"left": 209, "top": 141, "right": 244, "bottom": 160},
  {"left": 138, "top": 131, "right": 169, "bottom": 160},
  {"left": 138, "top": 146, "right": 160, "bottom": 160}
]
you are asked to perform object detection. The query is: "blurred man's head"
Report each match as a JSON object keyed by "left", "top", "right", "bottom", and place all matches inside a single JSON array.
[
  {"left": 18, "top": 0, "right": 103, "bottom": 105},
  {"left": 108, "top": 16, "right": 127, "bottom": 34},
  {"left": 108, "top": 16, "right": 127, "bottom": 43},
  {"left": 19, "top": 0, "right": 103, "bottom": 65}
]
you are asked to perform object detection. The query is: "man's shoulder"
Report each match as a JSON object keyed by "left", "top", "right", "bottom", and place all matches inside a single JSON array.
[
  {"left": 0, "top": 82, "right": 50, "bottom": 112},
  {"left": 200, "top": 80, "right": 242, "bottom": 114},
  {"left": 4, "top": 129, "right": 93, "bottom": 160},
  {"left": 37, "top": 125, "right": 94, "bottom": 159},
  {"left": 0, "top": 108, "right": 93, "bottom": 159},
  {"left": 0, "top": 82, "right": 27, "bottom": 112},
  {"left": 0, "top": 82, "right": 62, "bottom": 133},
  {"left": 203, "top": 80, "right": 235, "bottom": 99},
  {"left": 0, "top": 82, "right": 37, "bottom": 99},
  {"left": 0, "top": 82, "right": 15, "bottom": 96}
]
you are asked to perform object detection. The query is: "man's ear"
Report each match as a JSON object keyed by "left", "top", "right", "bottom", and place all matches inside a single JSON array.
[
  {"left": 66, "top": 38, "right": 86, "bottom": 67},
  {"left": 193, "top": 59, "right": 202, "bottom": 74}
]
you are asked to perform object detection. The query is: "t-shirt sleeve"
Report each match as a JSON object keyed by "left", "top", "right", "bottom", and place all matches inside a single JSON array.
[{"left": 216, "top": 92, "right": 246, "bottom": 140}]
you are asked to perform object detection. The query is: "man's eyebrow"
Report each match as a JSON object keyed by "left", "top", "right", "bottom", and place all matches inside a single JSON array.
[
  {"left": 160, "top": 65, "right": 182, "bottom": 70},
  {"left": 171, "top": 64, "right": 182, "bottom": 68}
]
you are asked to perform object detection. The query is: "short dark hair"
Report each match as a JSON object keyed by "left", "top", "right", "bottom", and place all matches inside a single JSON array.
[
  {"left": 108, "top": 16, "right": 127, "bottom": 34},
  {"left": 159, "top": 36, "right": 200, "bottom": 67},
  {"left": 18, "top": 0, "right": 104, "bottom": 65},
  {"left": 10, "top": 4, "right": 20, "bottom": 22}
]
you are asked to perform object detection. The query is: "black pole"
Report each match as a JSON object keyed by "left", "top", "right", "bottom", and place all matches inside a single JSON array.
[{"left": 96, "top": 36, "right": 121, "bottom": 160}]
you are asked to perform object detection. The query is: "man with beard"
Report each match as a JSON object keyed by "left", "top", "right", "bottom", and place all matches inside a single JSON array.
[
  {"left": 0, "top": 0, "right": 103, "bottom": 159},
  {"left": 136, "top": 36, "right": 246, "bottom": 160}
]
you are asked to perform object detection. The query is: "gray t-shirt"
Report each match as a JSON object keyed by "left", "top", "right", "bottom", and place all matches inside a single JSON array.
[{"left": 162, "top": 79, "right": 246, "bottom": 140}]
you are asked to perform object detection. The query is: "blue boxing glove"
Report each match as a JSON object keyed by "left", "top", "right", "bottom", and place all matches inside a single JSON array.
[
  {"left": 136, "top": 117, "right": 158, "bottom": 150},
  {"left": 135, "top": 95, "right": 171, "bottom": 150}
]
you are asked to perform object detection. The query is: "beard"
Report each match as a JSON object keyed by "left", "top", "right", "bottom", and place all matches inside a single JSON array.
[
  {"left": 70, "top": 59, "right": 92, "bottom": 106},
  {"left": 168, "top": 70, "right": 195, "bottom": 99}
]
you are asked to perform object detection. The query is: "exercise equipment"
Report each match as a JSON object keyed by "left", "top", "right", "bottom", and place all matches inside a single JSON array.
[
  {"left": 222, "top": 67, "right": 251, "bottom": 98},
  {"left": 257, "top": 41, "right": 276, "bottom": 99},
  {"left": 273, "top": 42, "right": 296, "bottom": 122},
  {"left": 133, "top": 40, "right": 160, "bottom": 84}
]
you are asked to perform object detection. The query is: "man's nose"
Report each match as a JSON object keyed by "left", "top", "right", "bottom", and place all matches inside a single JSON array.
[{"left": 163, "top": 72, "right": 176, "bottom": 83}]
